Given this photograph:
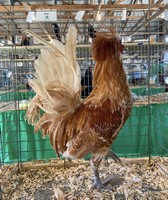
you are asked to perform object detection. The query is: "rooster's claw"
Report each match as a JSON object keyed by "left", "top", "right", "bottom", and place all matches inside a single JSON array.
[{"left": 106, "top": 150, "right": 121, "bottom": 163}]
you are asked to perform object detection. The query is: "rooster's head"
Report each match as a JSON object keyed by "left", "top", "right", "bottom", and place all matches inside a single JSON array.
[{"left": 92, "top": 28, "right": 123, "bottom": 62}]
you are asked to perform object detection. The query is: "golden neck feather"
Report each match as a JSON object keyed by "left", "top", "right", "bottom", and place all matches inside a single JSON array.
[
  {"left": 84, "top": 31, "right": 132, "bottom": 107},
  {"left": 85, "top": 57, "right": 131, "bottom": 107}
]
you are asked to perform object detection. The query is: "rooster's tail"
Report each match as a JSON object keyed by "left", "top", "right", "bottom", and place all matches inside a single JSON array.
[{"left": 25, "top": 26, "right": 81, "bottom": 135}]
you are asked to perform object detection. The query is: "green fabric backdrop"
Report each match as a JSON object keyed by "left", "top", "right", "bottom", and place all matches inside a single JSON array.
[
  {"left": 0, "top": 87, "right": 165, "bottom": 102},
  {"left": 131, "top": 87, "right": 165, "bottom": 96},
  {"left": 0, "top": 103, "right": 168, "bottom": 163},
  {"left": 0, "top": 91, "right": 35, "bottom": 101}
]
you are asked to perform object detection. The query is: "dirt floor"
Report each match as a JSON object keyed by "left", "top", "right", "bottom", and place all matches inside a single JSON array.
[{"left": 0, "top": 157, "right": 168, "bottom": 200}]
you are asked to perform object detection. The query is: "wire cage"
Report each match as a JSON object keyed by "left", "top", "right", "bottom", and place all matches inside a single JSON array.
[{"left": 0, "top": 1, "right": 168, "bottom": 199}]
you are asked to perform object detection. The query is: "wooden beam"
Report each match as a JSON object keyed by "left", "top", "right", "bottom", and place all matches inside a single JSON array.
[
  {"left": 0, "top": 4, "right": 166, "bottom": 12},
  {"left": 0, "top": 12, "right": 153, "bottom": 21},
  {"left": 121, "top": 0, "right": 137, "bottom": 32},
  {"left": 95, "top": 0, "right": 103, "bottom": 21},
  {"left": 129, "top": 0, "right": 164, "bottom": 33},
  {"left": 29, "top": 4, "right": 168, "bottom": 11},
  {"left": 116, "top": 0, "right": 125, "bottom": 3},
  {"left": 0, "top": 27, "right": 10, "bottom": 34},
  {"left": 38, "top": 23, "right": 52, "bottom": 40},
  {"left": 128, "top": 3, "right": 168, "bottom": 36},
  {"left": 62, "top": 19, "right": 69, "bottom": 35},
  {"left": 21, "top": 2, "right": 31, "bottom": 12},
  {"left": 95, "top": 15, "right": 147, "bottom": 20},
  {"left": 0, "top": 5, "right": 26, "bottom": 12},
  {"left": 0, "top": 14, "right": 27, "bottom": 19}
]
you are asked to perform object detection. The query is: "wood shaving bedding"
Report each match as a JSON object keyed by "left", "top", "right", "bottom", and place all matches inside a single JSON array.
[{"left": 0, "top": 157, "right": 168, "bottom": 200}]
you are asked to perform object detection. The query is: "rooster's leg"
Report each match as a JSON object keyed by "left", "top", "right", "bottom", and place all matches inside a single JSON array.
[
  {"left": 92, "top": 168, "right": 103, "bottom": 189},
  {"left": 106, "top": 150, "right": 121, "bottom": 163},
  {"left": 91, "top": 153, "right": 120, "bottom": 190},
  {"left": 91, "top": 163, "right": 114, "bottom": 190},
  {"left": 91, "top": 156, "right": 104, "bottom": 189}
]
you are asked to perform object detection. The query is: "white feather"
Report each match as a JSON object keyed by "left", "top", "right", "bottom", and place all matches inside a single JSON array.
[{"left": 26, "top": 26, "right": 81, "bottom": 117}]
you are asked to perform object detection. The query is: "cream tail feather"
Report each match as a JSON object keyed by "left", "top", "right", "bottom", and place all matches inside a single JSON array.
[{"left": 25, "top": 26, "right": 81, "bottom": 125}]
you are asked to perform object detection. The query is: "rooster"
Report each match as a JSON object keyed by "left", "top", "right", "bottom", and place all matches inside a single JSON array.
[{"left": 25, "top": 26, "right": 133, "bottom": 189}]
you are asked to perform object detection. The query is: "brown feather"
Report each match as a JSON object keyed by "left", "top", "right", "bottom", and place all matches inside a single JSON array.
[
  {"left": 27, "top": 27, "right": 133, "bottom": 166},
  {"left": 92, "top": 31, "right": 121, "bottom": 62}
]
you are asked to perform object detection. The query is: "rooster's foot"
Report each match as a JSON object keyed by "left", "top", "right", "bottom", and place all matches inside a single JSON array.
[
  {"left": 106, "top": 150, "right": 121, "bottom": 163},
  {"left": 92, "top": 179, "right": 114, "bottom": 190},
  {"left": 92, "top": 168, "right": 115, "bottom": 190},
  {"left": 102, "top": 175, "right": 124, "bottom": 188},
  {"left": 92, "top": 180, "right": 104, "bottom": 189}
]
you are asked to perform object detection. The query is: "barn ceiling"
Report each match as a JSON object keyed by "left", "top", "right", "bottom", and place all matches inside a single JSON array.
[{"left": 0, "top": 0, "right": 168, "bottom": 43}]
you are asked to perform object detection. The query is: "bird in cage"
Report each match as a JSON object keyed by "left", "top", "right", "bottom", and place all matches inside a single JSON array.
[
  {"left": 25, "top": 26, "right": 133, "bottom": 189},
  {"left": 52, "top": 23, "right": 62, "bottom": 42},
  {"left": 81, "top": 65, "right": 93, "bottom": 98},
  {"left": 88, "top": 24, "right": 96, "bottom": 39}
]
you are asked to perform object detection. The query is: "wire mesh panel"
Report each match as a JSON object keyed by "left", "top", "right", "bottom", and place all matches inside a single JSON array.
[
  {"left": 9, "top": 44, "right": 166, "bottom": 159},
  {"left": 146, "top": 19, "right": 168, "bottom": 175},
  {"left": 122, "top": 17, "right": 168, "bottom": 176},
  {"left": 77, "top": 44, "right": 93, "bottom": 99},
  {"left": 0, "top": 1, "right": 168, "bottom": 199},
  {"left": 0, "top": 45, "right": 20, "bottom": 199}
]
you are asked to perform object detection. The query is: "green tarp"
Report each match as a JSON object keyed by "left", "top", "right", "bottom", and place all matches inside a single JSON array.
[
  {"left": 0, "top": 103, "right": 168, "bottom": 163},
  {"left": 0, "top": 91, "right": 35, "bottom": 101},
  {"left": 131, "top": 87, "right": 165, "bottom": 96},
  {"left": 0, "top": 87, "right": 165, "bottom": 101}
]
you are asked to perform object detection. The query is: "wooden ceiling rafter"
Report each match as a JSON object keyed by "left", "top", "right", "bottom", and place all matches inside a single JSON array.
[
  {"left": 116, "top": 0, "right": 125, "bottom": 3},
  {"left": 94, "top": 0, "right": 103, "bottom": 23},
  {"left": 0, "top": 14, "right": 27, "bottom": 19},
  {"left": 20, "top": 2, "right": 54, "bottom": 39},
  {"left": 0, "top": 11, "right": 158, "bottom": 21},
  {"left": 73, "top": 19, "right": 82, "bottom": 35},
  {"left": 128, "top": 3, "right": 168, "bottom": 36},
  {"left": 37, "top": 23, "right": 52, "bottom": 40},
  {"left": 0, "top": 11, "right": 22, "bottom": 37},
  {"left": 0, "top": 2, "right": 167, "bottom": 40},
  {"left": 1, "top": 30, "right": 163, "bottom": 36},
  {"left": 129, "top": 0, "right": 164, "bottom": 33},
  {"left": 62, "top": 18, "right": 69, "bottom": 36},
  {"left": 0, "top": 25, "right": 10, "bottom": 35},
  {"left": 0, "top": 4, "right": 166, "bottom": 12},
  {"left": 149, "top": 0, "right": 155, "bottom": 16},
  {"left": 92, "top": 0, "right": 126, "bottom": 31},
  {"left": 62, "top": 11, "right": 71, "bottom": 35},
  {"left": 121, "top": 0, "right": 137, "bottom": 32},
  {"left": 96, "top": 0, "right": 117, "bottom": 28},
  {"left": 21, "top": 2, "right": 31, "bottom": 11}
]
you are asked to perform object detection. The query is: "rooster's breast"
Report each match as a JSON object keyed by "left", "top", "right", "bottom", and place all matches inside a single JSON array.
[
  {"left": 63, "top": 98, "right": 131, "bottom": 159},
  {"left": 89, "top": 103, "right": 124, "bottom": 146}
]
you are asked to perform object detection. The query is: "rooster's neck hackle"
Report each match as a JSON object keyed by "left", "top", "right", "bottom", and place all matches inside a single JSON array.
[{"left": 86, "top": 30, "right": 131, "bottom": 107}]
